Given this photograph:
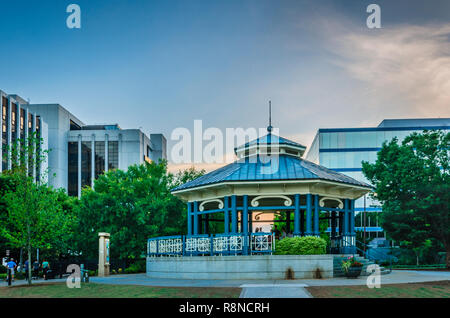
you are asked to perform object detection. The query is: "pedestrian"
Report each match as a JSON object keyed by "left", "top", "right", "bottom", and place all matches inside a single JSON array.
[
  {"left": 42, "top": 259, "right": 50, "bottom": 280},
  {"left": 32, "top": 260, "right": 40, "bottom": 279},
  {"left": 24, "top": 259, "right": 29, "bottom": 281},
  {"left": 6, "top": 258, "right": 17, "bottom": 282}
]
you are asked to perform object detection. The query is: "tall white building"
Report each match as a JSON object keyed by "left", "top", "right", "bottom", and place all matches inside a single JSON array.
[
  {"left": 1, "top": 89, "right": 167, "bottom": 197},
  {"left": 0, "top": 90, "right": 48, "bottom": 182}
]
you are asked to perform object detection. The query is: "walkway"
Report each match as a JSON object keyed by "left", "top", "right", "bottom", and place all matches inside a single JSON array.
[
  {"left": 1, "top": 270, "right": 448, "bottom": 298},
  {"left": 88, "top": 270, "right": 449, "bottom": 288}
]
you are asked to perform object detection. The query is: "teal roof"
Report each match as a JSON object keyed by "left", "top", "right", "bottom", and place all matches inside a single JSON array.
[{"left": 172, "top": 154, "right": 371, "bottom": 192}]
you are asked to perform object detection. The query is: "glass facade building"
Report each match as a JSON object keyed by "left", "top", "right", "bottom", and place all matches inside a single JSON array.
[{"left": 305, "top": 118, "right": 450, "bottom": 239}]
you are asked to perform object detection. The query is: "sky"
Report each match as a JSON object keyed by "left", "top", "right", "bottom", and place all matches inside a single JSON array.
[{"left": 1, "top": 0, "right": 449, "bottom": 171}]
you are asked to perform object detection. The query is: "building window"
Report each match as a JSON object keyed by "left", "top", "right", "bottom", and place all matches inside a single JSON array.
[
  {"left": 81, "top": 141, "right": 92, "bottom": 188},
  {"left": 35, "top": 117, "right": 41, "bottom": 182},
  {"left": 108, "top": 141, "right": 118, "bottom": 170},
  {"left": 19, "top": 108, "right": 25, "bottom": 166},
  {"left": 68, "top": 142, "right": 78, "bottom": 196},
  {"left": 11, "top": 103, "right": 17, "bottom": 167},
  {"left": 95, "top": 141, "right": 105, "bottom": 179},
  {"left": 28, "top": 113, "right": 34, "bottom": 176},
  {"left": 1, "top": 97, "right": 8, "bottom": 171}
]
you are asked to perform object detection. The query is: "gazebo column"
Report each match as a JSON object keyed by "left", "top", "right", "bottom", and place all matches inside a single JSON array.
[
  {"left": 343, "top": 199, "right": 350, "bottom": 253},
  {"left": 193, "top": 201, "right": 199, "bottom": 235},
  {"left": 294, "top": 194, "right": 300, "bottom": 236},
  {"left": 248, "top": 211, "right": 253, "bottom": 233},
  {"left": 242, "top": 195, "right": 249, "bottom": 255},
  {"left": 187, "top": 202, "right": 192, "bottom": 235},
  {"left": 231, "top": 195, "right": 237, "bottom": 233},
  {"left": 314, "top": 195, "right": 320, "bottom": 236},
  {"left": 331, "top": 211, "right": 337, "bottom": 253},
  {"left": 350, "top": 199, "right": 356, "bottom": 253},
  {"left": 306, "top": 193, "right": 312, "bottom": 236},
  {"left": 224, "top": 196, "right": 229, "bottom": 234}
]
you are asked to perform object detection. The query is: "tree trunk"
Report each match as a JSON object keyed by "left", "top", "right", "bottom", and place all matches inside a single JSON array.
[{"left": 27, "top": 244, "right": 32, "bottom": 285}]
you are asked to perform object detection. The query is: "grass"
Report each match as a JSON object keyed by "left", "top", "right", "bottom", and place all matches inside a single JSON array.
[
  {"left": 0, "top": 283, "right": 241, "bottom": 298},
  {"left": 307, "top": 280, "right": 450, "bottom": 298}
]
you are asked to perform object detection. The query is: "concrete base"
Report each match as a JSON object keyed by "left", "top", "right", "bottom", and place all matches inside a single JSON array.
[{"left": 146, "top": 255, "right": 333, "bottom": 280}]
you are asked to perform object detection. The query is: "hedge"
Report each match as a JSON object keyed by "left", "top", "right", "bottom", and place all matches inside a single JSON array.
[{"left": 275, "top": 236, "right": 327, "bottom": 255}]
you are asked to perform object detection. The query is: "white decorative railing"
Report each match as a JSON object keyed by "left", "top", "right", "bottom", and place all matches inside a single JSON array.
[{"left": 148, "top": 233, "right": 275, "bottom": 257}]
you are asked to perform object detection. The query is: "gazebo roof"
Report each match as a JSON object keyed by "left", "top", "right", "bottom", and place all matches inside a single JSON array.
[{"left": 172, "top": 154, "right": 371, "bottom": 192}]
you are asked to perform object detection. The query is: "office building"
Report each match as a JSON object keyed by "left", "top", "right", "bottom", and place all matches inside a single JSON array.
[
  {"left": 305, "top": 118, "right": 450, "bottom": 239},
  {"left": 0, "top": 89, "right": 167, "bottom": 197}
]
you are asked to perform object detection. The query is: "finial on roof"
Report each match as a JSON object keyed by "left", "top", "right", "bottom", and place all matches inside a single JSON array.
[{"left": 267, "top": 100, "right": 273, "bottom": 133}]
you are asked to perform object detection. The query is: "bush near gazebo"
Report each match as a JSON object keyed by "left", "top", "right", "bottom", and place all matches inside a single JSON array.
[{"left": 275, "top": 236, "right": 327, "bottom": 255}]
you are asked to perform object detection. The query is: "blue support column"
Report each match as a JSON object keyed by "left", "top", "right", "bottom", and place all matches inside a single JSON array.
[
  {"left": 231, "top": 195, "right": 237, "bottom": 233},
  {"left": 193, "top": 201, "right": 199, "bottom": 235},
  {"left": 224, "top": 196, "right": 229, "bottom": 234},
  {"left": 350, "top": 199, "right": 356, "bottom": 253},
  {"left": 314, "top": 195, "right": 320, "bottom": 236},
  {"left": 242, "top": 195, "right": 248, "bottom": 234},
  {"left": 294, "top": 194, "right": 300, "bottom": 235},
  {"left": 306, "top": 194, "right": 312, "bottom": 235},
  {"left": 343, "top": 199, "right": 349, "bottom": 235},
  {"left": 187, "top": 202, "right": 192, "bottom": 235},
  {"left": 243, "top": 195, "right": 249, "bottom": 255}
]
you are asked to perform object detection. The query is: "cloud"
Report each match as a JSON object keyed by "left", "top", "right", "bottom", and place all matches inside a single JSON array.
[{"left": 326, "top": 22, "right": 450, "bottom": 117}]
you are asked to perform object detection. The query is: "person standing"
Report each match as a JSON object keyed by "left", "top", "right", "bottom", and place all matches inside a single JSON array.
[
  {"left": 42, "top": 259, "right": 50, "bottom": 280},
  {"left": 6, "top": 258, "right": 17, "bottom": 282},
  {"left": 24, "top": 259, "right": 29, "bottom": 281},
  {"left": 32, "top": 260, "right": 40, "bottom": 280}
]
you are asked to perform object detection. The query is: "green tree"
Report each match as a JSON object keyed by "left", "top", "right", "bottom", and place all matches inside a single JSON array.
[
  {"left": 74, "top": 161, "right": 204, "bottom": 261},
  {"left": 362, "top": 130, "right": 450, "bottom": 267},
  {"left": 0, "top": 134, "right": 76, "bottom": 284}
]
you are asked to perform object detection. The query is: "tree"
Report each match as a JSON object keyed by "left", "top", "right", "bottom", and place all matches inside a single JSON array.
[
  {"left": 0, "top": 134, "right": 76, "bottom": 284},
  {"left": 74, "top": 161, "right": 204, "bottom": 261},
  {"left": 362, "top": 130, "right": 450, "bottom": 267}
]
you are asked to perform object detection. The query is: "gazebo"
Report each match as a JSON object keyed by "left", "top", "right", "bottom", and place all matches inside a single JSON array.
[{"left": 148, "top": 127, "right": 372, "bottom": 259}]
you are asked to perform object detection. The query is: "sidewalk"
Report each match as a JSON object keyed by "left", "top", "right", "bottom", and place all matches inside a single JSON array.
[
  {"left": 89, "top": 270, "right": 450, "bottom": 288},
  {"left": 2, "top": 270, "right": 448, "bottom": 289}
]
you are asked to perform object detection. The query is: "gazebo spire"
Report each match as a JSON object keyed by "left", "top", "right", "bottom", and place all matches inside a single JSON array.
[{"left": 267, "top": 100, "right": 273, "bottom": 133}]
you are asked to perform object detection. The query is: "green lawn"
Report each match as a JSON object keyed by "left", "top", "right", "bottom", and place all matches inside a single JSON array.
[
  {"left": 0, "top": 283, "right": 241, "bottom": 298},
  {"left": 307, "top": 280, "right": 450, "bottom": 298}
]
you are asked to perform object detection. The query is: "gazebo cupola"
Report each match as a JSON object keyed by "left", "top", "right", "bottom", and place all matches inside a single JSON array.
[{"left": 234, "top": 129, "right": 307, "bottom": 160}]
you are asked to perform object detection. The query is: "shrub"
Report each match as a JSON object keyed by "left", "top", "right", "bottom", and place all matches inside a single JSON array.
[
  {"left": 124, "top": 259, "right": 146, "bottom": 274},
  {"left": 275, "top": 236, "right": 327, "bottom": 255},
  {"left": 0, "top": 273, "right": 6, "bottom": 280}
]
